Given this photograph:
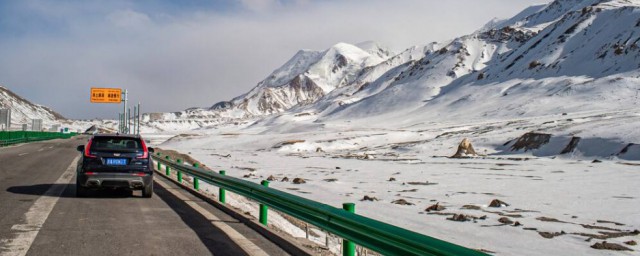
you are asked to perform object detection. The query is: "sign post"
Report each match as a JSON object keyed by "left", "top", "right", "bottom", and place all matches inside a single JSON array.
[
  {"left": 123, "top": 89, "right": 128, "bottom": 133},
  {"left": 89, "top": 87, "right": 140, "bottom": 135},
  {"left": 89, "top": 87, "right": 125, "bottom": 133}
]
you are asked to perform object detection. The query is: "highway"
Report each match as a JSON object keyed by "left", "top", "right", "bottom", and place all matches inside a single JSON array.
[{"left": 0, "top": 137, "right": 290, "bottom": 256}]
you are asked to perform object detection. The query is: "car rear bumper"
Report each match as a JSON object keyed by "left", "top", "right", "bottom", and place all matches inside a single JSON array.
[{"left": 78, "top": 173, "right": 153, "bottom": 190}]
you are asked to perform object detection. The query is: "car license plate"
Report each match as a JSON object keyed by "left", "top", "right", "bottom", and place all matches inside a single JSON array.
[{"left": 106, "top": 158, "right": 127, "bottom": 166}]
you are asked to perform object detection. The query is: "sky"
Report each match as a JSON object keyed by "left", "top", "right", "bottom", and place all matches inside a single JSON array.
[{"left": 0, "top": 0, "right": 551, "bottom": 119}]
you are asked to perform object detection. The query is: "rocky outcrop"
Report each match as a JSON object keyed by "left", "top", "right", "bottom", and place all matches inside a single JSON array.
[
  {"left": 509, "top": 132, "right": 552, "bottom": 152},
  {"left": 451, "top": 138, "right": 478, "bottom": 158}
]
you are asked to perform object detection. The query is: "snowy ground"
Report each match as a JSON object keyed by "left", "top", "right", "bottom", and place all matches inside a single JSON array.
[{"left": 152, "top": 108, "right": 640, "bottom": 255}]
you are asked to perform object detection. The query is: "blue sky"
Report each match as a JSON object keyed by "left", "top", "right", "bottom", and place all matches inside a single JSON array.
[{"left": 0, "top": 0, "right": 550, "bottom": 119}]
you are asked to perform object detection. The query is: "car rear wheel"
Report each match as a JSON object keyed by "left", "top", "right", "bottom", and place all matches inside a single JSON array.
[{"left": 142, "top": 179, "right": 153, "bottom": 198}]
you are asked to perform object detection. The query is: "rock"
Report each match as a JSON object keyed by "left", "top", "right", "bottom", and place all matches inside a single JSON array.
[
  {"left": 591, "top": 241, "right": 633, "bottom": 251},
  {"left": 335, "top": 167, "right": 341, "bottom": 169},
  {"left": 498, "top": 217, "right": 513, "bottom": 225},
  {"left": 488, "top": 199, "right": 510, "bottom": 208},
  {"left": 281, "top": 177, "right": 290, "bottom": 182},
  {"left": 388, "top": 177, "right": 396, "bottom": 182},
  {"left": 528, "top": 60, "right": 541, "bottom": 69},
  {"left": 391, "top": 199, "right": 414, "bottom": 205},
  {"left": 451, "top": 138, "right": 478, "bottom": 158},
  {"left": 425, "top": 203, "right": 446, "bottom": 212},
  {"left": 266, "top": 175, "right": 277, "bottom": 181},
  {"left": 316, "top": 147, "right": 324, "bottom": 153},
  {"left": 461, "top": 205, "right": 481, "bottom": 210},
  {"left": 625, "top": 240, "right": 637, "bottom": 246},
  {"left": 323, "top": 178, "right": 338, "bottom": 182},
  {"left": 535, "top": 217, "right": 565, "bottom": 223},
  {"left": 447, "top": 214, "right": 470, "bottom": 222},
  {"left": 560, "top": 136, "right": 581, "bottom": 154},
  {"left": 272, "top": 140, "right": 305, "bottom": 149},
  {"left": 509, "top": 132, "right": 551, "bottom": 152},
  {"left": 292, "top": 178, "right": 306, "bottom": 184},
  {"left": 592, "top": 159, "right": 602, "bottom": 163},
  {"left": 243, "top": 173, "right": 253, "bottom": 178},
  {"left": 361, "top": 195, "right": 379, "bottom": 202},
  {"left": 407, "top": 181, "right": 434, "bottom": 186},
  {"left": 513, "top": 221, "right": 522, "bottom": 226},
  {"left": 538, "top": 231, "right": 565, "bottom": 239}
]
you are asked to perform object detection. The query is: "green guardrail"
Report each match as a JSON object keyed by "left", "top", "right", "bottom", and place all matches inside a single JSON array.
[
  {"left": 153, "top": 153, "right": 487, "bottom": 256},
  {"left": 0, "top": 131, "right": 78, "bottom": 147}
]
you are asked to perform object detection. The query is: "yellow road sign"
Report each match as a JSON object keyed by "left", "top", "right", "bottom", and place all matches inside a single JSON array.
[{"left": 90, "top": 88, "right": 122, "bottom": 103}]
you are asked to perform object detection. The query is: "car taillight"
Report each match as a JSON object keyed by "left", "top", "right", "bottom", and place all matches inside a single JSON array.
[
  {"left": 133, "top": 172, "right": 146, "bottom": 176},
  {"left": 85, "top": 172, "right": 96, "bottom": 175},
  {"left": 137, "top": 139, "right": 149, "bottom": 159},
  {"left": 84, "top": 139, "right": 97, "bottom": 158}
]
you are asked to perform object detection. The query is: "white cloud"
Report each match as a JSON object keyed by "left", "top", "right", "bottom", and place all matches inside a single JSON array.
[{"left": 106, "top": 9, "right": 152, "bottom": 29}]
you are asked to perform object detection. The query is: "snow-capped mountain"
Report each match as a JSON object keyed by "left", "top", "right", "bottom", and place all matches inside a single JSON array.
[
  {"left": 217, "top": 41, "right": 393, "bottom": 115},
  {"left": 0, "top": 85, "right": 66, "bottom": 129},
  {"left": 143, "top": 41, "right": 395, "bottom": 130},
  {"left": 319, "top": 0, "right": 640, "bottom": 123},
  {"left": 148, "top": 0, "right": 640, "bottom": 137}
]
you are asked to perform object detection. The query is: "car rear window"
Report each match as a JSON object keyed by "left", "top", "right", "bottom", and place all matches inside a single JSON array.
[{"left": 90, "top": 137, "right": 143, "bottom": 153}]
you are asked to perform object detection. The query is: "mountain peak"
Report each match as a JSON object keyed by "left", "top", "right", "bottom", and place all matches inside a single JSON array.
[
  {"left": 261, "top": 49, "right": 323, "bottom": 88},
  {"left": 355, "top": 41, "right": 395, "bottom": 59}
]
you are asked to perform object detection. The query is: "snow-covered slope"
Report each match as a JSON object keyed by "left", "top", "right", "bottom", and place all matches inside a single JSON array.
[
  {"left": 148, "top": 0, "right": 640, "bottom": 152},
  {"left": 322, "top": 0, "right": 640, "bottom": 122},
  {"left": 0, "top": 85, "right": 66, "bottom": 129}
]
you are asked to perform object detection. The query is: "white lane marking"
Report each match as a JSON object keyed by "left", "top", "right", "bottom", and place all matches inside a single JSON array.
[
  {"left": 18, "top": 153, "right": 28, "bottom": 156},
  {"left": 0, "top": 156, "right": 79, "bottom": 256},
  {"left": 154, "top": 178, "right": 269, "bottom": 256}
]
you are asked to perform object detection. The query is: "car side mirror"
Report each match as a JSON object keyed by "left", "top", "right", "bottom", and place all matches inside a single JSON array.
[
  {"left": 77, "top": 145, "right": 85, "bottom": 152},
  {"left": 147, "top": 147, "right": 155, "bottom": 153}
]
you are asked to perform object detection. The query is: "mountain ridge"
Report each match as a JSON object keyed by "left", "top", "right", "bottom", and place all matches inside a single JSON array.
[{"left": 145, "top": 0, "right": 640, "bottom": 137}]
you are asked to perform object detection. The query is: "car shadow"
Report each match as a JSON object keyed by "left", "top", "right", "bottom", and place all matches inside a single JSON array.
[
  {"left": 6, "top": 183, "right": 142, "bottom": 198},
  {"left": 154, "top": 181, "right": 250, "bottom": 256}
]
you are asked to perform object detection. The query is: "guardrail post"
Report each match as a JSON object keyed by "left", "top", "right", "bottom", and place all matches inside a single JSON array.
[
  {"left": 165, "top": 156, "right": 171, "bottom": 176},
  {"left": 192, "top": 163, "right": 200, "bottom": 190},
  {"left": 219, "top": 170, "right": 226, "bottom": 204},
  {"left": 176, "top": 159, "right": 183, "bottom": 182},
  {"left": 342, "top": 203, "right": 356, "bottom": 256},
  {"left": 259, "top": 180, "right": 270, "bottom": 226}
]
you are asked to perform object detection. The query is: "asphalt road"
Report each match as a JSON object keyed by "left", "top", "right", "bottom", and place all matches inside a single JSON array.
[{"left": 0, "top": 137, "right": 289, "bottom": 256}]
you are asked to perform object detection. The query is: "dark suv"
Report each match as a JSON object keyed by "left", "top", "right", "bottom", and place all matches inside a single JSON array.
[{"left": 76, "top": 134, "right": 155, "bottom": 198}]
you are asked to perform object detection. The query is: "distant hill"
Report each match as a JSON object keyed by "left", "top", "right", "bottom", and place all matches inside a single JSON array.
[{"left": 0, "top": 85, "right": 66, "bottom": 129}]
